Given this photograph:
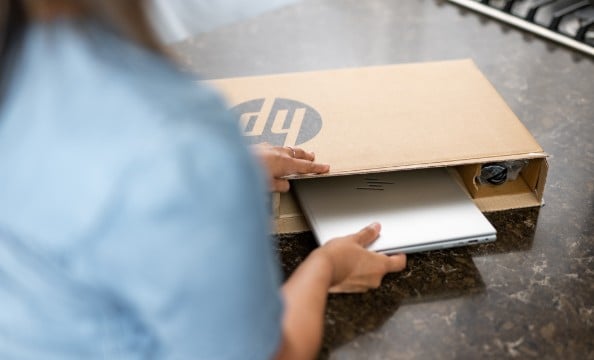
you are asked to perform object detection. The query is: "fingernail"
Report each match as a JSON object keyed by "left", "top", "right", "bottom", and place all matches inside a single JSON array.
[{"left": 368, "top": 222, "right": 381, "bottom": 231}]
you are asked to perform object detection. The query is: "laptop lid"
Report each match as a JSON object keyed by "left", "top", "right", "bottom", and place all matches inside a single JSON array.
[{"left": 292, "top": 168, "right": 496, "bottom": 254}]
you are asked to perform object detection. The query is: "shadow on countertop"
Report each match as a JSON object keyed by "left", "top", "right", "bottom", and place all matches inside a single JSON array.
[{"left": 276, "top": 207, "right": 540, "bottom": 359}]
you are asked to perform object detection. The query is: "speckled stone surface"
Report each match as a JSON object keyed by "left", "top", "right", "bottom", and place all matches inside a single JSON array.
[{"left": 172, "top": 0, "right": 593, "bottom": 358}]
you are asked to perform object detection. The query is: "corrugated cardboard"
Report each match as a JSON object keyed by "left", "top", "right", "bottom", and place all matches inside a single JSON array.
[{"left": 209, "top": 59, "right": 548, "bottom": 234}]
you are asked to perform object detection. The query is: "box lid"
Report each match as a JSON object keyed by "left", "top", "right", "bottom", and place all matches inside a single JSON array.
[{"left": 209, "top": 59, "right": 546, "bottom": 177}]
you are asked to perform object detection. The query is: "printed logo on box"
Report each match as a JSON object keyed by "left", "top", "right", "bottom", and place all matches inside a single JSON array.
[{"left": 232, "top": 98, "right": 322, "bottom": 147}]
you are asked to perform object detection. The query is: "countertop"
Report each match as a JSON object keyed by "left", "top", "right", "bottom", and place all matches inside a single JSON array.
[{"left": 172, "top": 1, "right": 594, "bottom": 358}]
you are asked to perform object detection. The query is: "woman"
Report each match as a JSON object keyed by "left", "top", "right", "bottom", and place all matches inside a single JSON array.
[{"left": 0, "top": 1, "right": 406, "bottom": 359}]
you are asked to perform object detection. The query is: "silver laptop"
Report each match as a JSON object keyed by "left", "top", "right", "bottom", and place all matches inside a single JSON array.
[{"left": 292, "top": 168, "right": 496, "bottom": 254}]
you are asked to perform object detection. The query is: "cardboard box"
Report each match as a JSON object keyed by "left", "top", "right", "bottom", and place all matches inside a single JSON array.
[{"left": 209, "top": 59, "right": 548, "bottom": 234}]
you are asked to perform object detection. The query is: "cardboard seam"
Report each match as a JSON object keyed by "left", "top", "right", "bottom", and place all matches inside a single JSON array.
[{"left": 298, "top": 152, "right": 548, "bottom": 179}]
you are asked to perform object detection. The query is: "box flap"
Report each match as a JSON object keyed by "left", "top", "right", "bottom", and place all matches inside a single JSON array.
[{"left": 209, "top": 59, "right": 545, "bottom": 176}]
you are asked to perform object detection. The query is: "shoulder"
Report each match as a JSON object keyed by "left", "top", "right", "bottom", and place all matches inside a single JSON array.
[
  {"left": 0, "top": 23, "right": 283, "bottom": 358},
  {"left": 0, "top": 22, "right": 266, "bottom": 246}
]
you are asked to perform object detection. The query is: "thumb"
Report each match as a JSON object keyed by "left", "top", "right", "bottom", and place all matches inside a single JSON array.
[
  {"left": 271, "top": 179, "right": 290, "bottom": 192},
  {"left": 385, "top": 253, "right": 407, "bottom": 272},
  {"left": 353, "top": 222, "right": 381, "bottom": 247}
]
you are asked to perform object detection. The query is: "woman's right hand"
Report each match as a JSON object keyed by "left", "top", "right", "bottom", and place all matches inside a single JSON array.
[
  {"left": 314, "top": 222, "right": 407, "bottom": 293},
  {"left": 276, "top": 222, "right": 406, "bottom": 359}
]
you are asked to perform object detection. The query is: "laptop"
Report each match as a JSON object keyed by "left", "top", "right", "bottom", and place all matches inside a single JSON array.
[{"left": 292, "top": 168, "right": 496, "bottom": 254}]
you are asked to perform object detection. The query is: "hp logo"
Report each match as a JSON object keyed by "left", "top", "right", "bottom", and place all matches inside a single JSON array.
[{"left": 232, "top": 98, "right": 323, "bottom": 147}]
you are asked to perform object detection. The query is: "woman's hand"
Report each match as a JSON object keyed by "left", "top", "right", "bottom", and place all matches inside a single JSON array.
[
  {"left": 314, "top": 223, "right": 407, "bottom": 293},
  {"left": 276, "top": 222, "right": 406, "bottom": 359},
  {"left": 252, "top": 144, "right": 330, "bottom": 192}
]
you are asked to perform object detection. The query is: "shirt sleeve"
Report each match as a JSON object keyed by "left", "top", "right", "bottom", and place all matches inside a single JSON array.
[{"left": 82, "top": 117, "right": 283, "bottom": 359}]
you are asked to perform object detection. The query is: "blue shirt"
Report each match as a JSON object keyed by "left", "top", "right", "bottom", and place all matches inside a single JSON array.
[{"left": 0, "top": 22, "right": 282, "bottom": 359}]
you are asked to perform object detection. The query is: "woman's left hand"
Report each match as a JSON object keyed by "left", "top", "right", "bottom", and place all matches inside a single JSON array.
[{"left": 252, "top": 144, "right": 330, "bottom": 192}]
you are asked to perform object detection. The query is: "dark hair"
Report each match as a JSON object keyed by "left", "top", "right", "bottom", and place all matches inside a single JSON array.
[
  {"left": 0, "top": 1, "right": 26, "bottom": 101},
  {"left": 0, "top": 0, "right": 164, "bottom": 103}
]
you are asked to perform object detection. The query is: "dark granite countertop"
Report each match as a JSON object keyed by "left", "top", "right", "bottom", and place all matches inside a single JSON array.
[{"left": 172, "top": 1, "right": 594, "bottom": 358}]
